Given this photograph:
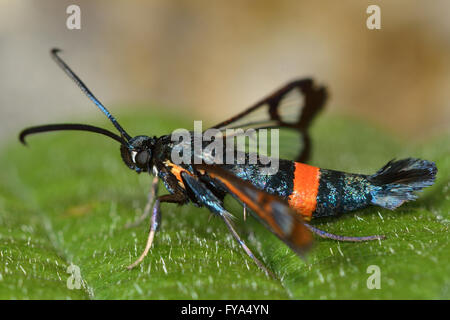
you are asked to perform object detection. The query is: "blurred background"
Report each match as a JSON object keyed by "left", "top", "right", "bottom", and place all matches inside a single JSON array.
[{"left": 0, "top": 0, "right": 449, "bottom": 144}]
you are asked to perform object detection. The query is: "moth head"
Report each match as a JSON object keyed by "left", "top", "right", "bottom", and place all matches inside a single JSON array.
[
  {"left": 18, "top": 49, "right": 160, "bottom": 176},
  {"left": 121, "top": 135, "right": 156, "bottom": 173}
]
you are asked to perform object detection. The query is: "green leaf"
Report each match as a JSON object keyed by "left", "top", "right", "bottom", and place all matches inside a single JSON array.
[{"left": 0, "top": 109, "right": 448, "bottom": 299}]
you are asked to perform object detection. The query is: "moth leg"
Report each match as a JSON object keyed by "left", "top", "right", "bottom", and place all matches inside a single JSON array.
[
  {"left": 127, "top": 193, "right": 186, "bottom": 270},
  {"left": 303, "top": 222, "right": 385, "bottom": 242},
  {"left": 221, "top": 212, "right": 276, "bottom": 279},
  {"left": 180, "top": 171, "right": 275, "bottom": 277},
  {"left": 125, "top": 175, "right": 159, "bottom": 229},
  {"left": 127, "top": 198, "right": 160, "bottom": 270}
]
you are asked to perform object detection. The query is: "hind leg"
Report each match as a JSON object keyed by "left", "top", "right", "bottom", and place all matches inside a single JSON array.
[{"left": 303, "top": 222, "right": 385, "bottom": 242}]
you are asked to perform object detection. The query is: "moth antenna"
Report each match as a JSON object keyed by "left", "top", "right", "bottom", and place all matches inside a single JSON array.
[
  {"left": 50, "top": 48, "right": 132, "bottom": 141},
  {"left": 19, "top": 123, "right": 128, "bottom": 146}
]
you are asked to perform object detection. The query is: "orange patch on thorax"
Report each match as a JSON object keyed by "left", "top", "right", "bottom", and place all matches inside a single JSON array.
[{"left": 164, "top": 161, "right": 191, "bottom": 188}]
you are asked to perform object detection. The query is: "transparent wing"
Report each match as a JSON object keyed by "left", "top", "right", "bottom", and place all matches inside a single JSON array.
[{"left": 209, "top": 79, "right": 327, "bottom": 163}]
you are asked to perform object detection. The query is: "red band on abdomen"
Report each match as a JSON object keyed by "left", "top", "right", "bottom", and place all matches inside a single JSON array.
[{"left": 288, "top": 162, "right": 320, "bottom": 220}]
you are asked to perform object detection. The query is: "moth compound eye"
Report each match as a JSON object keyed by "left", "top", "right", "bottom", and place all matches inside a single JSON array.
[{"left": 136, "top": 150, "right": 151, "bottom": 167}]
